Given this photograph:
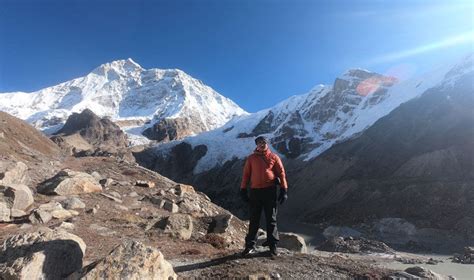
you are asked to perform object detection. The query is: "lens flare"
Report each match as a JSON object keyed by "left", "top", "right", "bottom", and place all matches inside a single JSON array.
[
  {"left": 356, "top": 76, "right": 398, "bottom": 96},
  {"left": 369, "top": 31, "right": 474, "bottom": 64}
]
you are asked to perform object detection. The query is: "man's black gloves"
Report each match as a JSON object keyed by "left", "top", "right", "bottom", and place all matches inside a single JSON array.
[
  {"left": 240, "top": 188, "right": 249, "bottom": 202},
  {"left": 278, "top": 188, "right": 288, "bottom": 205}
]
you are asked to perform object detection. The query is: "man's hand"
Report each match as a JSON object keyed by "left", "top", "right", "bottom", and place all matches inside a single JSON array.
[
  {"left": 278, "top": 188, "right": 288, "bottom": 205},
  {"left": 240, "top": 188, "right": 249, "bottom": 202}
]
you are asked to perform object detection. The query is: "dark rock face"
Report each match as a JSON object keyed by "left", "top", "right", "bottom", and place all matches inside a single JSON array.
[
  {"left": 272, "top": 111, "right": 312, "bottom": 158},
  {"left": 142, "top": 114, "right": 213, "bottom": 142},
  {"left": 56, "top": 109, "right": 128, "bottom": 149},
  {"left": 143, "top": 117, "right": 193, "bottom": 142},
  {"left": 53, "top": 109, "right": 132, "bottom": 160},
  {"left": 289, "top": 72, "right": 474, "bottom": 236}
]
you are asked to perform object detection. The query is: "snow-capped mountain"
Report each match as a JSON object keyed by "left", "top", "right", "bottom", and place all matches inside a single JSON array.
[
  {"left": 0, "top": 59, "right": 247, "bottom": 144},
  {"left": 149, "top": 54, "right": 472, "bottom": 174}
]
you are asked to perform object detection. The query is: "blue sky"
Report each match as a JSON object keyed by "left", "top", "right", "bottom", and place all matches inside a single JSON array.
[{"left": 0, "top": 0, "right": 472, "bottom": 112}]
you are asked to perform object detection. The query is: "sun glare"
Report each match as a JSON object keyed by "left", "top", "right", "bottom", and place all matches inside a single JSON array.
[{"left": 370, "top": 31, "right": 474, "bottom": 65}]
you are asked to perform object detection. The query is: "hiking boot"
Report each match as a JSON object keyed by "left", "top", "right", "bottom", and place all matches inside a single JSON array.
[
  {"left": 241, "top": 247, "right": 256, "bottom": 257},
  {"left": 269, "top": 245, "right": 278, "bottom": 257},
  {"left": 261, "top": 240, "right": 270, "bottom": 247}
]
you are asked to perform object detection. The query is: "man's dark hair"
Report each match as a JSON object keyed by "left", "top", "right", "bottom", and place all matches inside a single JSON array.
[{"left": 255, "top": 136, "right": 268, "bottom": 145}]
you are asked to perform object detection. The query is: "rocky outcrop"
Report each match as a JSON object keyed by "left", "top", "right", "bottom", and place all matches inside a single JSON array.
[
  {"left": 0, "top": 228, "right": 86, "bottom": 280},
  {"left": 79, "top": 240, "right": 177, "bottom": 280},
  {"left": 317, "top": 236, "right": 394, "bottom": 254},
  {"left": 2, "top": 184, "right": 34, "bottom": 213},
  {"left": 452, "top": 247, "right": 474, "bottom": 264},
  {"left": 404, "top": 266, "right": 447, "bottom": 280},
  {"left": 156, "top": 214, "right": 194, "bottom": 240},
  {"left": 37, "top": 169, "right": 102, "bottom": 196},
  {"left": 52, "top": 109, "right": 133, "bottom": 161},
  {"left": 142, "top": 117, "right": 202, "bottom": 142},
  {"left": 0, "top": 163, "right": 34, "bottom": 221},
  {"left": 0, "top": 162, "right": 29, "bottom": 186},
  {"left": 29, "top": 201, "right": 79, "bottom": 224}
]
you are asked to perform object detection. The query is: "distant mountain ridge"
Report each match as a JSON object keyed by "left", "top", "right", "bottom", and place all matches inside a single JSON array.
[
  {"left": 0, "top": 58, "right": 247, "bottom": 144},
  {"left": 145, "top": 55, "right": 469, "bottom": 176}
]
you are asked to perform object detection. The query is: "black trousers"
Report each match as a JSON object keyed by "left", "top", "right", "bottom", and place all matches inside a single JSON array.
[{"left": 245, "top": 186, "right": 279, "bottom": 248}]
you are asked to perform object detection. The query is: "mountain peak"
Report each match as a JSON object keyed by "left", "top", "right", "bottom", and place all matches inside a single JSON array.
[
  {"left": 340, "top": 68, "right": 376, "bottom": 81},
  {"left": 91, "top": 58, "right": 143, "bottom": 77}
]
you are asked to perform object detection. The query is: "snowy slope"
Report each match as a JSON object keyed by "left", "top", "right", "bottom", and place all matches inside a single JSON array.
[
  {"left": 0, "top": 59, "right": 247, "bottom": 142},
  {"left": 152, "top": 54, "right": 473, "bottom": 174}
]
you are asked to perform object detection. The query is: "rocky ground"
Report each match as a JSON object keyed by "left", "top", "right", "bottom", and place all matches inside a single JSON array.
[
  {"left": 0, "top": 111, "right": 468, "bottom": 279},
  {"left": 0, "top": 155, "right": 399, "bottom": 279}
]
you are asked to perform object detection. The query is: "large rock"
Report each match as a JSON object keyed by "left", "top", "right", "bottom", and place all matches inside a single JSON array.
[
  {"left": 0, "top": 184, "right": 34, "bottom": 222},
  {"left": 29, "top": 202, "right": 78, "bottom": 224},
  {"left": 157, "top": 214, "right": 194, "bottom": 240},
  {"left": 209, "top": 213, "right": 233, "bottom": 234},
  {"left": 29, "top": 209, "right": 53, "bottom": 224},
  {"left": 279, "top": 232, "right": 307, "bottom": 253},
  {"left": 0, "top": 228, "right": 86, "bottom": 280},
  {"left": 60, "top": 197, "right": 86, "bottom": 210},
  {"left": 80, "top": 240, "right": 177, "bottom": 280},
  {"left": 3, "top": 184, "right": 34, "bottom": 212},
  {"left": 452, "top": 246, "right": 474, "bottom": 264},
  {"left": 0, "top": 161, "right": 29, "bottom": 186},
  {"left": 405, "top": 266, "right": 447, "bottom": 280},
  {"left": 37, "top": 169, "right": 102, "bottom": 196},
  {"left": 0, "top": 194, "right": 11, "bottom": 222}
]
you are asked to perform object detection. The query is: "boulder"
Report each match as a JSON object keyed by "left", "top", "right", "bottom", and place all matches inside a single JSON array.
[
  {"left": 0, "top": 228, "right": 86, "bottom": 280},
  {"left": 60, "top": 197, "right": 85, "bottom": 210},
  {"left": 279, "top": 233, "right": 307, "bottom": 253},
  {"left": 0, "top": 161, "right": 29, "bottom": 186},
  {"left": 157, "top": 214, "right": 193, "bottom": 240},
  {"left": 29, "top": 202, "right": 77, "bottom": 223},
  {"left": 209, "top": 213, "right": 233, "bottom": 234},
  {"left": 176, "top": 197, "right": 201, "bottom": 215},
  {"left": 163, "top": 201, "right": 179, "bottom": 213},
  {"left": 0, "top": 195, "right": 11, "bottom": 222},
  {"left": 79, "top": 240, "right": 176, "bottom": 280},
  {"left": 10, "top": 209, "right": 27, "bottom": 218},
  {"left": 3, "top": 184, "right": 34, "bottom": 212},
  {"left": 405, "top": 266, "right": 446, "bottom": 280},
  {"left": 37, "top": 169, "right": 102, "bottom": 196},
  {"left": 29, "top": 209, "right": 53, "bottom": 224},
  {"left": 452, "top": 246, "right": 474, "bottom": 264}
]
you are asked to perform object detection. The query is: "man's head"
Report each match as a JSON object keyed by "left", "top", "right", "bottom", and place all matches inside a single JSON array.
[{"left": 255, "top": 136, "right": 268, "bottom": 152}]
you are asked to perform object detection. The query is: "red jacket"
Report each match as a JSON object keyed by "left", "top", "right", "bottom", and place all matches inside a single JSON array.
[{"left": 241, "top": 148, "right": 288, "bottom": 190}]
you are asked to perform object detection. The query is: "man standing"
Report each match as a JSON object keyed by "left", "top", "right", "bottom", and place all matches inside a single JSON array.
[{"left": 240, "top": 136, "right": 288, "bottom": 257}]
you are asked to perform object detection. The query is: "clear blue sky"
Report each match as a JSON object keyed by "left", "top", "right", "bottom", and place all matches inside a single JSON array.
[{"left": 0, "top": 0, "right": 472, "bottom": 112}]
